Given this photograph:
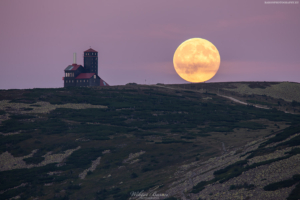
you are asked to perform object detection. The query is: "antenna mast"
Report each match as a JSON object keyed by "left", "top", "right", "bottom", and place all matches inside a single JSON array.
[{"left": 73, "top": 53, "right": 77, "bottom": 64}]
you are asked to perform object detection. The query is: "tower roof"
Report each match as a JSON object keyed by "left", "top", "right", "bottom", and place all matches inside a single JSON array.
[
  {"left": 84, "top": 48, "right": 97, "bottom": 53},
  {"left": 64, "top": 64, "right": 82, "bottom": 71}
]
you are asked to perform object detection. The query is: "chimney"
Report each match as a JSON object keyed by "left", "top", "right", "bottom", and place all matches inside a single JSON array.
[{"left": 73, "top": 53, "right": 77, "bottom": 64}]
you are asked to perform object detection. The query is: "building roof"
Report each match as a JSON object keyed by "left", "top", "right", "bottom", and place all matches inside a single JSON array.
[
  {"left": 75, "top": 73, "right": 96, "bottom": 79},
  {"left": 84, "top": 48, "right": 97, "bottom": 53},
  {"left": 65, "top": 64, "right": 82, "bottom": 71}
]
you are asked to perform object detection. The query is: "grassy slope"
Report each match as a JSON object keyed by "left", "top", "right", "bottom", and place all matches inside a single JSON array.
[
  {"left": 224, "top": 82, "right": 300, "bottom": 102},
  {"left": 0, "top": 82, "right": 299, "bottom": 200}
]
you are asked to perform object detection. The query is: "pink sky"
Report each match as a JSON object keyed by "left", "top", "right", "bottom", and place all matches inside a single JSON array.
[{"left": 0, "top": 0, "right": 299, "bottom": 89}]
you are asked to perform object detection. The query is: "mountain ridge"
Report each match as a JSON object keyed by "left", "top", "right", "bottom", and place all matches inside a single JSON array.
[{"left": 0, "top": 81, "right": 299, "bottom": 200}]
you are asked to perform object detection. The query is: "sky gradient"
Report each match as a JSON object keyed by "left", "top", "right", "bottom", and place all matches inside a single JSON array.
[{"left": 0, "top": 0, "right": 299, "bottom": 89}]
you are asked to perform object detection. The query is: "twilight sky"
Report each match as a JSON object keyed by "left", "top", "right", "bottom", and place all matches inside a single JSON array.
[{"left": 0, "top": 0, "right": 299, "bottom": 89}]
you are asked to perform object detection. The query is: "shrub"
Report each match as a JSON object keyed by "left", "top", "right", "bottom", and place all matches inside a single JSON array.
[
  {"left": 10, "top": 114, "right": 36, "bottom": 120},
  {"left": 66, "top": 148, "right": 103, "bottom": 168},
  {"left": 67, "top": 184, "right": 81, "bottom": 190},
  {"left": 287, "top": 182, "right": 300, "bottom": 200},
  {"left": 260, "top": 125, "right": 300, "bottom": 147},
  {"left": 214, "top": 160, "right": 247, "bottom": 175},
  {"left": 229, "top": 182, "right": 255, "bottom": 190},
  {"left": 197, "top": 133, "right": 211, "bottom": 137},
  {"left": 264, "top": 174, "right": 300, "bottom": 191},
  {"left": 131, "top": 172, "right": 138, "bottom": 179},
  {"left": 191, "top": 181, "right": 208, "bottom": 193},
  {"left": 23, "top": 156, "right": 45, "bottom": 164},
  {"left": 126, "top": 83, "right": 138, "bottom": 85},
  {"left": 141, "top": 166, "right": 154, "bottom": 172}
]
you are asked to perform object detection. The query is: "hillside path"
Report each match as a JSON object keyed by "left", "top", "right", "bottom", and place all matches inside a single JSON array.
[
  {"left": 154, "top": 84, "right": 270, "bottom": 110},
  {"left": 217, "top": 94, "right": 270, "bottom": 109}
]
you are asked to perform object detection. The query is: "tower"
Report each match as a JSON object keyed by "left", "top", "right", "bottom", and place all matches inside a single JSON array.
[{"left": 84, "top": 48, "right": 98, "bottom": 75}]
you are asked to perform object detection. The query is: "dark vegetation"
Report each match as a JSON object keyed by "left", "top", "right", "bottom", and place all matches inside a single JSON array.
[
  {"left": 229, "top": 182, "right": 255, "bottom": 190},
  {"left": 246, "top": 126, "right": 300, "bottom": 159},
  {"left": 264, "top": 174, "right": 300, "bottom": 191},
  {"left": 191, "top": 142, "right": 300, "bottom": 194},
  {"left": 23, "top": 149, "right": 45, "bottom": 164},
  {"left": 0, "top": 110, "right": 6, "bottom": 115},
  {"left": 247, "top": 82, "right": 279, "bottom": 89},
  {"left": 287, "top": 182, "right": 300, "bottom": 200},
  {"left": 0, "top": 164, "right": 70, "bottom": 198},
  {"left": 66, "top": 148, "right": 104, "bottom": 169},
  {"left": 246, "top": 100, "right": 274, "bottom": 106},
  {"left": 291, "top": 100, "right": 300, "bottom": 107},
  {"left": 1, "top": 83, "right": 300, "bottom": 199}
]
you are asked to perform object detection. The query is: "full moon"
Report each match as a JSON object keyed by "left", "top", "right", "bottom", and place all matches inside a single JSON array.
[{"left": 173, "top": 38, "right": 221, "bottom": 83}]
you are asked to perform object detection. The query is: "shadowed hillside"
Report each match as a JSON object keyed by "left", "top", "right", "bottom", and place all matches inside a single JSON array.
[{"left": 0, "top": 82, "right": 300, "bottom": 200}]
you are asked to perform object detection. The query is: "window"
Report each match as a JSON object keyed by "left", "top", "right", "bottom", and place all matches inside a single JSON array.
[
  {"left": 77, "top": 80, "right": 78, "bottom": 83},
  {"left": 66, "top": 72, "right": 73, "bottom": 77},
  {"left": 72, "top": 80, "right": 74, "bottom": 83},
  {"left": 94, "top": 75, "right": 96, "bottom": 79},
  {"left": 80, "top": 80, "right": 82, "bottom": 82},
  {"left": 83, "top": 80, "right": 85, "bottom": 82},
  {"left": 87, "top": 80, "right": 88, "bottom": 82}
]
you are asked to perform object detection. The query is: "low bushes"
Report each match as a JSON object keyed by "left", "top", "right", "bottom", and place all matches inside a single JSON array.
[
  {"left": 0, "top": 164, "right": 58, "bottom": 191},
  {"left": 23, "top": 156, "right": 45, "bottom": 164},
  {"left": 229, "top": 182, "right": 255, "bottom": 190},
  {"left": 191, "top": 181, "right": 209, "bottom": 193},
  {"left": 287, "top": 182, "right": 300, "bottom": 200},
  {"left": 264, "top": 174, "right": 300, "bottom": 191},
  {"left": 260, "top": 125, "right": 300, "bottom": 147},
  {"left": 66, "top": 148, "right": 104, "bottom": 169}
]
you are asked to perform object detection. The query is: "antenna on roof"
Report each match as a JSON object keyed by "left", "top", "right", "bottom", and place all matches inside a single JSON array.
[{"left": 73, "top": 53, "right": 77, "bottom": 64}]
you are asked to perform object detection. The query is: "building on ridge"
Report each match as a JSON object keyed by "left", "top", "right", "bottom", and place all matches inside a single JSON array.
[{"left": 63, "top": 48, "right": 109, "bottom": 87}]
